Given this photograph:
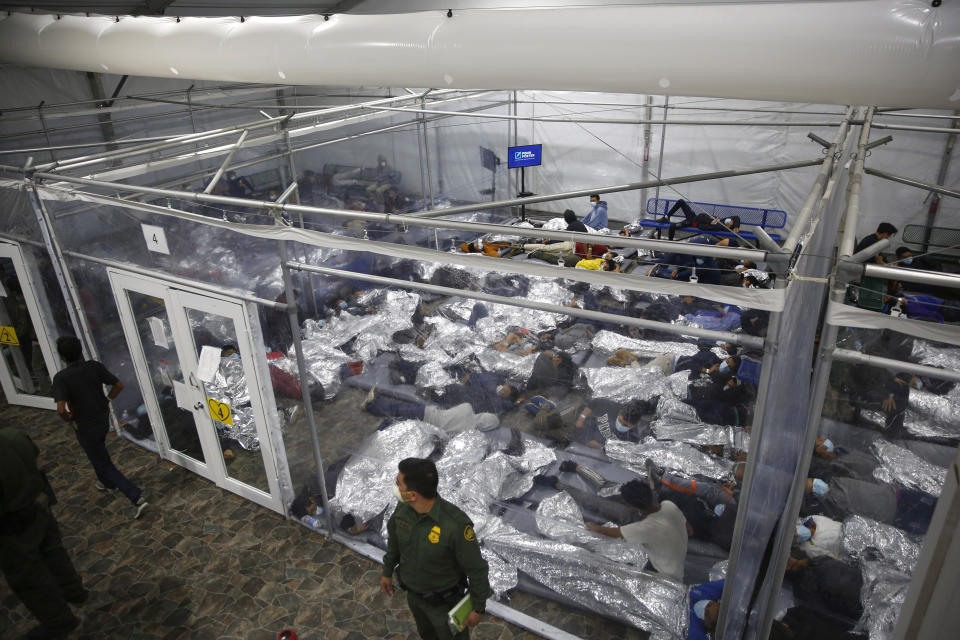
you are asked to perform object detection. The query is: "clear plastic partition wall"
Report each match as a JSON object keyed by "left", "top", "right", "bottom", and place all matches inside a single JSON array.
[
  {"left": 283, "top": 245, "right": 768, "bottom": 638},
  {"left": 777, "top": 324, "right": 959, "bottom": 640}
]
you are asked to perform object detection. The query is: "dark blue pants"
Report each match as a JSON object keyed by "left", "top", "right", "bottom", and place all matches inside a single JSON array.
[
  {"left": 365, "top": 396, "right": 425, "bottom": 421},
  {"left": 76, "top": 419, "right": 141, "bottom": 505},
  {"left": 893, "top": 488, "right": 937, "bottom": 535}
]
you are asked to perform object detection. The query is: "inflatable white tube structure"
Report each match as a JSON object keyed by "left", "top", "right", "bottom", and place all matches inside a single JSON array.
[{"left": 0, "top": 2, "right": 958, "bottom": 109}]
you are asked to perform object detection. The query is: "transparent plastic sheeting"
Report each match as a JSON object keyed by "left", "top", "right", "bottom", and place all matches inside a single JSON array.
[
  {"left": 841, "top": 516, "right": 924, "bottom": 640},
  {"left": 330, "top": 419, "right": 688, "bottom": 638},
  {"left": 861, "top": 384, "right": 960, "bottom": 441},
  {"left": 870, "top": 440, "right": 946, "bottom": 496},
  {"left": 33, "top": 183, "right": 787, "bottom": 313}
]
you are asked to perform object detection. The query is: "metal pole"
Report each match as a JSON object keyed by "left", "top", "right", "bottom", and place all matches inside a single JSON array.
[
  {"left": 782, "top": 106, "right": 857, "bottom": 251},
  {"left": 39, "top": 115, "right": 283, "bottom": 173},
  {"left": 833, "top": 348, "right": 960, "bottom": 382},
  {"left": 368, "top": 105, "right": 847, "bottom": 129},
  {"left": 286, "top": 261, "right": 766, "bottom": 349},
  {"left": 24, "top": 185, "right": 102, "bottom": 396},
  {"left": 861, "top": 263, "right": 960, "bottom": 290},
  {"left": 640, "top": 95, "right": 653, "bottom": 215},
  {"left": 507, "top": 99, "right": 849, "bottom": 118},
  {"left": 279, "top": 244, "right": 336, "bottom": 534},
  {"left": 520, "top": 166, "right": 526, "bottom": 221},
  {"left": 185, "top": 84, "right": 198, "bottom": 134},
  {"left": 421, "top": 98, "right": 435, "bottom": 208},
  {"left": 869, "top": 122, "right": 960, "bottom": 135},
  {"left": 37, "top": 104, "right": 57, "bottom": 164},
  {"left": 863, "top": 167, "right": 960, "bottom": 201},
  {"left": 416, "top": 106, "right": 428, "bottom": 203},
  {"left": 652, "top": 97, "right": 669, "bottom": 206},
  {"left": 922, "top": 111, "right": 959, "bottom": 252},
  {"left": 29, "top": 168, "right": 786, "bottom": 262},
  {"left": 839, "top": 107, "right": 876, "bottom": 258},
  {"left": 203, "top": 129, "right": 249, "bottom": 194}
]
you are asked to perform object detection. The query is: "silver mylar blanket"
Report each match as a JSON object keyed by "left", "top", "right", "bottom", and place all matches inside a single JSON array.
[
  {"left": 482, "top": 531, "right": 688, "bottom": 640},
  {"left": 606, "top": 438, "right": 734, "bottom": 482},
  {"left": 841, "top": 515, "right": 922, "bottom": 574},
  {"left": 590, "top": 329, "right": 698, "bottom": 359},
  {"left": 842, "top": 515, "right": 923, "bottom": 640},
  {"left": 203, "top": 356, "right": 259, "bottom": 451},
  {"left": 870, "top": 440, "right": 946, "bottom": 496},
  {"left": 583, "top": 367, "right": 671, "bottom": 404},
  {"left": 855, "top": 556, "right": 912, "bottom": 640},
  {"left": 651, "top": 415, "right": 750, "bottom": 451},
  {"left": 329, "top": 419, "right": 441, "bottom": 523}
]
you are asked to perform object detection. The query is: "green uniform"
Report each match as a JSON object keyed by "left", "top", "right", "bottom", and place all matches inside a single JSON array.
[
  {"left": 0, "top": 428, "right": 85, "bottom": 633},
  {"left": 383, "top": 496, "right": 492, "bottom": 640}
]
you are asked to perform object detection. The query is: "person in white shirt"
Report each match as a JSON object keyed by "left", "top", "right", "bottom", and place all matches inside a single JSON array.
[
  {"left": 794, "top": 515, "right": 843, "bottom": 560},
  {"left": 585, "top": 480, "right": 689, "bottom": 581}
]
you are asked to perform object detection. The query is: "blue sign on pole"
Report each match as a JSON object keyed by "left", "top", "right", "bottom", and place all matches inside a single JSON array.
[{"left": 507, "top": 144, "right": 542, "bottom": 168}]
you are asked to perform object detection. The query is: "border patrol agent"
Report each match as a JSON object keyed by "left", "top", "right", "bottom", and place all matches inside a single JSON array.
[
  {"left": 1, "top": 427, "right": 86, "bottom": 639},
  {"left": 380, "top": 457, "right": 492, "bottom": 639}
]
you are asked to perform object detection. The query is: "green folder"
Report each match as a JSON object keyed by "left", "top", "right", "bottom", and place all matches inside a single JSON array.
[{"left": 447, "top": 593, "right": 474, "bottom": 632}]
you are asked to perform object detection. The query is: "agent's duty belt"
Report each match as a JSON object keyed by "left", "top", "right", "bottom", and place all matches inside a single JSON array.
[{"left": 399, "top": 576, "right": 468, "bottom": 606}]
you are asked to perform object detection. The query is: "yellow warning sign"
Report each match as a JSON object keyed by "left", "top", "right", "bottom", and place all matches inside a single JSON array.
[
  {"left": 206, "top": 398, "right": 233, "bottom": 426},
  {"left": 0, "top": 326, "right": 19, "bottom": 346}
]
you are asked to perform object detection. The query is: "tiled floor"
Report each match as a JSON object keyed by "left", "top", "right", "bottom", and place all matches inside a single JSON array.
[{"left": 0, "top": 399, "right": 646, "bottom": 640}]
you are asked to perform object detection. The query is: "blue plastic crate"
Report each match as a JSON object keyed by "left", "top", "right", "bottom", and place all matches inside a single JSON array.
[{"left": 737, "top": 358, "right": 762, "bottom": 385}]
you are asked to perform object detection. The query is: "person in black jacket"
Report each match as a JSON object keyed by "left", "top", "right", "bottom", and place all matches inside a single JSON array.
[
  {"left": 1, "top": 428, "right": 86, "bottom": 639},
  {"left": 51, "top": 336, "right": 147, "bottom": 519}
]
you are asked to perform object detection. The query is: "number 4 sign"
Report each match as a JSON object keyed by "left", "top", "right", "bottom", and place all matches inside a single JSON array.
[{"left": 141, "top": 224, "right": 171, "bottom": 255}]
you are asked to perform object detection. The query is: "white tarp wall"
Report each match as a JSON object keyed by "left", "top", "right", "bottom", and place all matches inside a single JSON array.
[{"left": 519, "top": 91, "right": 960, "bottom": 237}]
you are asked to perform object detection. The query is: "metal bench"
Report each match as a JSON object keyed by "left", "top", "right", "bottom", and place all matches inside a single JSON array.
[
  {"left": 636, "top": 198, "right": 787, "bottom": 242},
  {"left": 901, "top": 224, "right": 960, "bottom": 258}
]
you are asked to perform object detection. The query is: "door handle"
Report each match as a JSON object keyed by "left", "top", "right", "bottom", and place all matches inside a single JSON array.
[
  {"left": 194, "top": 402, "right": 204, "bottom": 410},
  {"left": 189, "top": 372, "right": 199, "bottom": 388}
]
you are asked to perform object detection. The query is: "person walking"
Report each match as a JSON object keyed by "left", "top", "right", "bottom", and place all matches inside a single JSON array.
[
  {"left": 0, "top": 427, "right": 87, "bottom": 639},
  {"left": 51, "top": 336, "right": 147, "bottom": 519},
  {"left": 380, "top": 458, "right": 492, "bottom": 639}
]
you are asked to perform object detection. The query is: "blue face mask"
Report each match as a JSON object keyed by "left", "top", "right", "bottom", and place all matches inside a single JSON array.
[
  {"left": 902, "top": 257, "right": 913, "bottom": 265},
  {"left": 695, "top": 258, "right": 704, "bottom": 265},
  {"left": 614, "top": 417, "right": 630, "bottom": 434},
  {"left": 812, "top": 478, "right": 829, "bottom": 496},
  {"left": 714, "top": 504, "right": 726, "bottom": 517},
  {"left": 719, "top": 361, "right": 730, "bottom": 374},
  {"left": 796, "top": 524, "right": 812, "bottom": 544},
  {"left": 338, "top": 300, "right": 348, "bottom": 309},
  {"left": 228, "top": 353, "right": 240, "bottom": 360},
  {"left": 821, "top": 439, "right": 835, "bottom": 453}
]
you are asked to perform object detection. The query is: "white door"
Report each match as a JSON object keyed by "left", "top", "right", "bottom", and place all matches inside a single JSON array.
[
  {"left": 109, "top": 269, "right": 285, "bottom": 514},
  {"left": 0, "top": 242, "right": 60, "bottom": 410}
]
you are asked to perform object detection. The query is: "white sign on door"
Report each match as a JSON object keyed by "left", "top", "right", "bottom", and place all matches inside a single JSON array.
[
  {"left": 148, "top": 316, "right": 169, "bottom": 349},
  {"left": 196, "top": 345, "right": 223, "bottom": 384},
  {"left": 141, "top": 224, "right": 171, "bottom": 255}
]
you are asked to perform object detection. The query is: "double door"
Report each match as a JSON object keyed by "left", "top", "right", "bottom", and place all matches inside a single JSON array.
[
  {"left": 109, "top": 270, "right": 285, "bottom": 513},
  {"left": 0, "top": 241, "right": 60, "bottom": 410}
]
